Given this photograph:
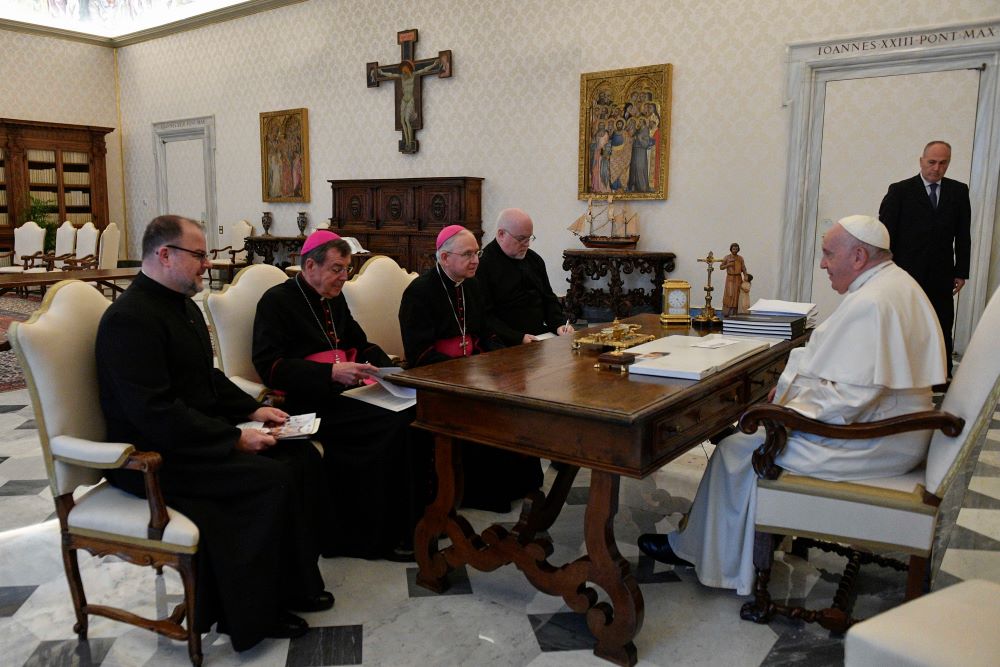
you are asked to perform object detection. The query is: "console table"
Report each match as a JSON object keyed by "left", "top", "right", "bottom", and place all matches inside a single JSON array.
[
  {"left": 243, "top": 235, "right": 303, "bottom": 267},
  {"left": 562, "top": 249, "right": 676, "bottom": 321}
]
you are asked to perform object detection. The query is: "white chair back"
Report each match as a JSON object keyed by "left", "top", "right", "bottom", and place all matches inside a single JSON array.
[
  {"left": 205, "top": 263, "right": 287, "bottom": 380},
  {"left": 54, "top": 221, "right": 76, "bottom": 266},
  {"left": 14, "top": 220, "right": 45, "bottom": 257},
  {"left": 925, "top": 286, "right": 1000, "bottom": 496},
  {"left": 75, "top": 222, "right": 99, "bottom": 259},
  {"left": 9, "top": 281, "right": 111, "bottom": 495},
  {"left": 342, "top": 255, "right": 417, "bottom": 360},
  {"left": 98, "top": 223, "right": 121, "bottom": 270},
  {"left": 231, "top": 219, "right": 254, "bottom": 263}
]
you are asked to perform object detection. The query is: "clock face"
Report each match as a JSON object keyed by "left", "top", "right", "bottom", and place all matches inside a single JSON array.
[{"left": 667, "top": 289, "right": 687, "bottom": 309}]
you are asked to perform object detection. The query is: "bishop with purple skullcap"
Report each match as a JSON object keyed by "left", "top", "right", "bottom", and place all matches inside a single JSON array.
[
  {"left": 301, "top": 229, "right": 341, "bottom": 256},
  {"left": 436, "top": 224, "right": 466, "bottom": 250}
]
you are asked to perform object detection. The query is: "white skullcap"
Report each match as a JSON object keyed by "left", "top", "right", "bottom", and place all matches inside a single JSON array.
[{"left": 837, "top": 215, "right": 890, "bottom": 250}]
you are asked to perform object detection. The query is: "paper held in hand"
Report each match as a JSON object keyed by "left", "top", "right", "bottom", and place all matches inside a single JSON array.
[
  {"left": 238, "top": 413, "right": 321, "bottom": 439},
  {"left": 341, "top": 366, "right": 416, "bottom": 412}
]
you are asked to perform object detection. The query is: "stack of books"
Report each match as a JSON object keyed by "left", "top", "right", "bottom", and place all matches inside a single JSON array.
[
  {"left": 748, "top": 298, "right": 818, "bottom": 327},
  {"left": 722, "top": 313, "right": 807, "bottom": 340}
]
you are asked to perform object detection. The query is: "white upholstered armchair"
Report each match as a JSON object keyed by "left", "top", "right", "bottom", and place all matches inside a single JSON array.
[
  {"left": 62, "top": 221, "right": 99, "bottom": 270},
  {"left": 737, "top": 285, "right": 1000, "bottom": 632},
  {"left": 0, "top": 219, "right": 46, "bottom": 273},
  {"left": 10, "top": 280, "right": 202, "bottom": 665},
  {"left": 40, "top": 220, "right": 77, "bottom": 270},
  {"left": 341, "top": 254, "right": 417, "bottom": 362}
]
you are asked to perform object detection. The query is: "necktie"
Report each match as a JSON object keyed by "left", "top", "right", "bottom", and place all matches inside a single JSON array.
[{"left": 929, "top": 182, "right": 938, "bottom": 209}]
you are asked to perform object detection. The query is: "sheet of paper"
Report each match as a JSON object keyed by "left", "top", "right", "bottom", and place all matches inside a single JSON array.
[
  {"left": 371, "top": 367, "right": 416, "bottom": 399},
  {"left": 532, "top": 332, "right": 557, "bottom": 341},
  {"left": 342, "top": 383, "right": 416, "bottom": 412}
]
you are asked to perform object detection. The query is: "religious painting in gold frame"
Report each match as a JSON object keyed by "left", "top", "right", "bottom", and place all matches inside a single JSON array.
[
  {"left": 260, "top": 107, "right": 310, "bottom": 202},
  {"left": 578, "top": 64, "right": 672, "bottom": 200}
]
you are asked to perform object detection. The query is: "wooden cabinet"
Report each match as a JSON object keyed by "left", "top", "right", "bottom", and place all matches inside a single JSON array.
[
  {"left": 0, "top": 118, "right": 113, "bottom": 248},
  {"left": 328, "top": 176, "right": 483, "bottom": 274}
]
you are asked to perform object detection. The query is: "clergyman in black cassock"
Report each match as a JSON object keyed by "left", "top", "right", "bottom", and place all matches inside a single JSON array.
[
  {"left": 252, "top": 232, "right": 425, "bottom": 560},
  {"left": 398, "top": 225, "right": 543, "bottom": 512},
  {"left": 477, "top": 208, "right": 574, "bottom": 346},
  {"left": 96, "top": 216, "right": 329, "bottom": 652}
]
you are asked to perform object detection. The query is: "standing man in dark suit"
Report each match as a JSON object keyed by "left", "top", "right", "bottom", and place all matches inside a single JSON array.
[{"left": 879, "top": 140, "right": 971, "bottom": 377}]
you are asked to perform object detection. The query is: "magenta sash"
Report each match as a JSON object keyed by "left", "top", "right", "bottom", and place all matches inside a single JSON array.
[
  {"left": 305, "top": 349, "right": 357, "bottom": 364},
  {"left": 433, "top": 335, "right": 479, "bottom": 358}
]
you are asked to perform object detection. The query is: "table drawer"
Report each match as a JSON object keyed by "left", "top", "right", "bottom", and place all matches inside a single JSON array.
[
  {"left": 655, "top": 379, "right": 743, "bottom": 450},
  {"left": 748, "top": 359, "right": 787, "bottom": 402}
]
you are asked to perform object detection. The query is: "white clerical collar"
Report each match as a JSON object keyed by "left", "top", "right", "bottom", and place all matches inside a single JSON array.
[
  {"left": 437, "top": 263, "right": 464, "bottom": 286},
  {"left": 847, "top": 260, "right": 892, "bottom": 293}
]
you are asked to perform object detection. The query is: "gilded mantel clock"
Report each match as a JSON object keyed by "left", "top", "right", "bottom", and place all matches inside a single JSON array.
[{"left": 660, "top": 279, "right": 691, "bottom": 326}]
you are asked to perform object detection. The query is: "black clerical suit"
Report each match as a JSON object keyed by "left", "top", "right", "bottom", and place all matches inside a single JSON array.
[
  {"left": 477, "top": 239, "right": 566, "bottom": 346},
  {"left": 96, "top": 272, "right": 325, "bottom": 652},
  {"left": 252, "top": 275, "right": 424, "bottom": 559},
  {"left": 879, "top": 174, "right": 971, "bottom": 373},
  {"left": 399, "top": 266, "right": 543, "bottom": 511}
]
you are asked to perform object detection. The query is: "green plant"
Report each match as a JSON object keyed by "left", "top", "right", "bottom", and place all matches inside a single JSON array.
[{"left": 25, "top": 196, "right": 57, "bottom": 253}]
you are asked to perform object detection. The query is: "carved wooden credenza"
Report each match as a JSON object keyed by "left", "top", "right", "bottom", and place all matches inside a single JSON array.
[
  {"left": 562, "top": 249, "right": 676, "bottom": 321},
  {"left": 328, "top": 176, "right": 483, "bottom": 274}
]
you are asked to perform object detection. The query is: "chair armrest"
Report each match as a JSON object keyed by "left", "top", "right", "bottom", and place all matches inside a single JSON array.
[
  {"left": 209, "top": 246, "right": 234, "bottom": 259},
  {"left": 63, "top": 255, "right": 97, "bottom": 270},
  {"left": 21, "top": 251, "right": 46, "bottom": 268},
  {"left": 50, "top": 434, "right": 171, "bottom": 540},
  {"left": 228, "top": 246, "right": 247, "bottom": 263},
  {"left": 738, "top": 404, "right": 965, "bottom": 480},
  {"left": 50, "top": 434, "right": 135, "bottom": 467},
  {"left": 229, "top": 375, "right": 269, "bottom": 402}
]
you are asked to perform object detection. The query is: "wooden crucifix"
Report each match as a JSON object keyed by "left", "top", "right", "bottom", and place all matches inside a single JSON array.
[{"left": 366, "top": 29, "right": 452, "bottom": 154}]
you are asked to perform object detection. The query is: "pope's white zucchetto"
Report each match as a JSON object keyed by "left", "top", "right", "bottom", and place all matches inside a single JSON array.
[{"left": 838, "top": 214, "right": 890, "bottom": 250}]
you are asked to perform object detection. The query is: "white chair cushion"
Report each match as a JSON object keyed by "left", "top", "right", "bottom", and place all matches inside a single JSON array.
[
  {"left": 756, "top": 472, "right": 936, "bottom": 555},
  {"left": 210, "top": 258, "right": 234, "bottom": 267},
  {"left": 845, "top": 579, "right": 1000, "bottom": 666},
  {"left": 0, "top": 266, "right": 26, "bottom": 273},
  {"left": 68, "top": 481, "right": 199, "bottom": 550}
]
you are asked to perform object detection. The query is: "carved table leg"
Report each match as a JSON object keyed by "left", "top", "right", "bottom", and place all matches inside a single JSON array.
[
  {"left": 415, "top": 434, "right": 459, "bottom": 593},
  {"left": 584, "top": 471, "right": 642, "bottom": 667}
]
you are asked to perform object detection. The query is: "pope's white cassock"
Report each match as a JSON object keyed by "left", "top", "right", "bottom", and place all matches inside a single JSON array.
[{"left": 668, "top": 260, "right": 946, "bottom": 595}]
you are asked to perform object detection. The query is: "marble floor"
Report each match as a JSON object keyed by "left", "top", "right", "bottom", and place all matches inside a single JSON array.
[{"left": 1, "top": 384, "right": 998, "bottom": 667}]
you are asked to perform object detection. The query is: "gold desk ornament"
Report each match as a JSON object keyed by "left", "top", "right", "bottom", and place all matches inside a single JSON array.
[
  {"left": 693, "top": 251, "right": 723, "bottom": 328},
  {"left": 660, "top": 278, "right": 691, "bottom": 327},
  {"left": 571, "top": 318, "right": 655, "bottom": 362}
]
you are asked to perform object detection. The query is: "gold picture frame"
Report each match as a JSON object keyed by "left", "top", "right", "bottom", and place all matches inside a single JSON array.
[
  {"left": 260, "top": 107, "right": 310, "bottom": 202},
  {"left": 578, "top": 64, "right": 672, "bottom": 200}
]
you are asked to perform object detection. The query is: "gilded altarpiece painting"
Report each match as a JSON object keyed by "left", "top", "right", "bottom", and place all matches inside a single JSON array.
[
  {"left": 260, "top": 108, "right": 310, "bottom": 203},
  {"left": 578, "top": 64, "right": 672, "bottom": 200}
]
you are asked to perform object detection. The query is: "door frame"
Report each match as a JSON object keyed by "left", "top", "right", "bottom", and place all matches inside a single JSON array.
[
  {"left": 152, "top": 115, "right": 218, "bottom": 249},
  {"left": 779, "top": 19, "right": 1000, "bottom": 351}
]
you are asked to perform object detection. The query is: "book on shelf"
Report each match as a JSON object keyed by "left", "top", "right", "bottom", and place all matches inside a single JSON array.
[
  {"left": 26, "top": 149, "right": 55, "bottom": 162},
  {"left": 625, "top": 334, "right": 769, "bottom": 380},
  {"left": 62, "top": 151, "right": 89, "bottom": 165},
  {"left": 238, "top": 412, "right": 320, "bottom": 439}
]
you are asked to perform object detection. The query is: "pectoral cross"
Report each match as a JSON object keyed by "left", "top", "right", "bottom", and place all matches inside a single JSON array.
[
  {"left": 460, "top": 335, "right": 469, "bottom": 356},
  {"left": 366, "top": 29, "right": 453, "bottom": 154},
  {"left": 694, "top": 251, "right": 723, "bottom": 326}
]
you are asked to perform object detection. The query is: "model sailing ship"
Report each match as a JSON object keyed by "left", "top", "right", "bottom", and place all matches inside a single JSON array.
[{"left": 568, "top": 196, "right": 640, "bottom": 249}]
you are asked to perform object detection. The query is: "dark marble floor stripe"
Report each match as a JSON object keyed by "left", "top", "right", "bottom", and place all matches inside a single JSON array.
[
  {"left": 974, "top": 460, "right": 1000, "bottom": 478},
  {"left": 956, "top": 488, "right": 1000, "bottom": 510},
  {"left": 15, "top": 419, "right": 36, "bottom": 430},
  {"left": 932, "top": 568, "right": 964, "bottom": 589},
  {"left": 23, "top": 638, "right": 114, "bottom": 667},
  {"left": 632, "top": 556, "right": 683, "bottom": 584},
  {"left": 566, "top": 487, "right": 589, "bottom": 505},
  {"left": 286, "top": 625, "right": 363, "bottom": 667},
  {"left": 0, "top": 404, "right": 27, "bottom": 413},
  {"left": 0, "top": 585, "right": 37, "bottom": 616},
  {"left": 0, "top": 456, "right": 7, "bottom": 465},
  {"left": 0, "top": 479, "right": 48, "bottom": 496},
  {"left": 528, "top": 611, "right": 595, "bottom": 652},
  {"left": 983, "top": 437, "right": 1000, "bottom": 452},
  {"left": 759, "top": 621, "right": 844, "bottom": 667},
  {"left": 944, "top": 522, "right": 1000, "bottom": 551}
]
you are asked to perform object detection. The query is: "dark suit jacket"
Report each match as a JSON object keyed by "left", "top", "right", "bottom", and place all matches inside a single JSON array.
[{"left": 878, "top": 174, "right": 971, "bottom": 297}]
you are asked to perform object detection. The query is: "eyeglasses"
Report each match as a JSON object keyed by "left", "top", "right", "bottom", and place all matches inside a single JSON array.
[
  {"left": 452, "top": 250, "right": 483, "bottom": 260},
  {"left": 164, "top": 244, "right": 209, "bottom": 262},
  {"left": 328, "top": 264, "right": 354, "bottom": 276},
  {"left": 503, "top": 230, "right": 536, "bottom": 244}
]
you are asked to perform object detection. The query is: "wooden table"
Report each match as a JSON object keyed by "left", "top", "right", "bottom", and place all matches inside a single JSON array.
[
  {"left": 0, "top": 267, "right": 139, "bottom": 298},
  {"left": 243, "top": 234, "right": 305, "bottom": 267},
  {"left": 0, "top": 268, "right": 141, "bottom": 351},
  {"left": 562, "top": 249, "right": 676, "bottom": 321},
  {"left": 391, "top": 315, "right": 805, "bottom": 666}
]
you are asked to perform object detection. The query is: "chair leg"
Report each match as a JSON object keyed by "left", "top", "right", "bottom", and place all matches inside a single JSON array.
[
  {"left": 178, "top": 554, "right": 202, "bottom": 667},
  {"left": 906, "top": 555, "right": 928, "bottom": 600},
  {"left": 61, "top": 544, "right": 89, "bottom": 639},
  {"left": 740, "top": 531, "right": 777, "bottom": 623}
]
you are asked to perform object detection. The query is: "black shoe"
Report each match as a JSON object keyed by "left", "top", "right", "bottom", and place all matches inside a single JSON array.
[
  {"left": 289, "top": 591, "right": 335, "bottom": 613},
  {"left": 266, "top": 611, "right": 309, "bottom": 639},
  {"left": 383, "top": 546, "right": 416, "bottom": 563},
  {"left": 637, "top": 533, "right": 694, "bottom": 567}
]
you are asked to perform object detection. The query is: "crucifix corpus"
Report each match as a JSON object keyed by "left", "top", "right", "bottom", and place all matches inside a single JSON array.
[
  {"left": 693, "top": 251, "right": 723, "bottom": 327},
  {"left": 366, "top": 28, "right": 452, "bottom": 154}
]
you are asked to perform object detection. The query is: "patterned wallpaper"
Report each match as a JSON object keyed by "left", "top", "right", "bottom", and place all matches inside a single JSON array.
[
  {"left": 5, "top": 0, "right": 998, "bottom": 299},
  {"left": 0, "top": 30, "right": 124, "bottom": 234}
]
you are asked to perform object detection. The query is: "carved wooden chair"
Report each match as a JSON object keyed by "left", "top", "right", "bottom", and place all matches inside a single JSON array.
[
  {"left": 10, "top": 280, "right": 202, "bottom": 665},
  {"left": 0, "top": 219, "right": 46, "bottom": 273},
  {"left": 204, "top": 262, "right": 287, "bottom": 401},
  {"left": 341, "top": 254, "right": 417, "bottom": 362},
  {"left": 62, "top": 221, "right": 99, "bottom": 270},
  {"left": 97, "top": 221, "right": 121, "bottom": 270},
  {"left": 40, "top": 220, "right": 77, "bottom": 270},
  {"left": 737, "top": 286, "right": 1000, "bottom": 633},
  {"left": 207, "top": 219, "right": 253, "bottom": 287}
]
